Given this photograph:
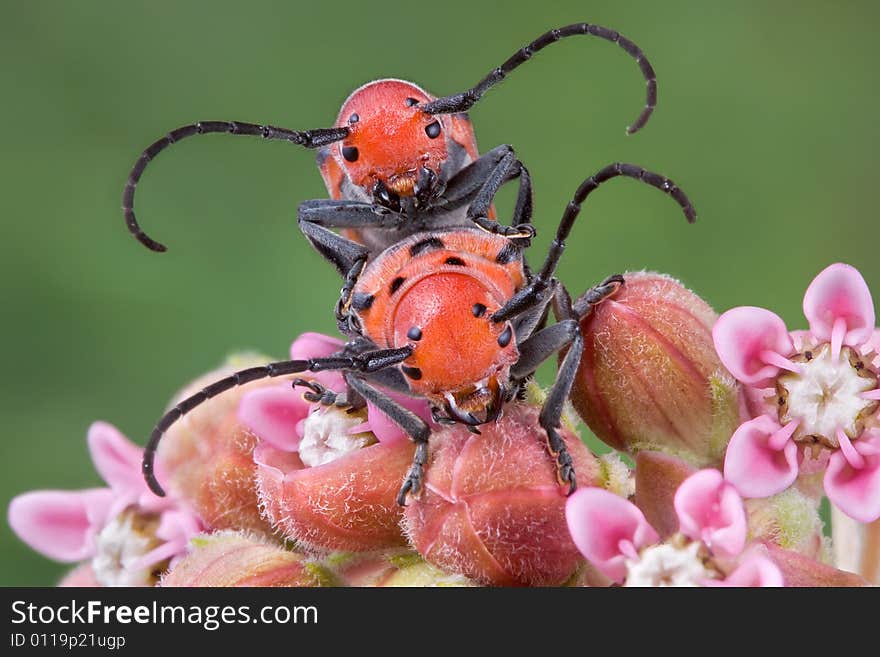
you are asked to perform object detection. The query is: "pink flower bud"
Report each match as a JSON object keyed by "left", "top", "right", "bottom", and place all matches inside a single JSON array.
[
  {"left": 332, "top": 551, "right": 476, "bottom": 587},
  {"left": 403, "top": 404, "right": 600, "bottom": 586},
  {"left": 58, "top": 564, "right": 100, "bottom": 587},
  {"left": 763, "top": 543, "right": 868, "bottom": 587},
  {"left": 256, "top": 436, "right": 415, "bottom": 553},
  {"left": 157, "top": 354, "right": 277, "bottom": 536},
  {"left": 571, "top": 272, "right": 739, "bottom": 464},
  {"left": 161, "top": 531, "right": 337, "bottom": 587},
  {"left": 745, "top": 488, "right": 826, "bottom": 560}
]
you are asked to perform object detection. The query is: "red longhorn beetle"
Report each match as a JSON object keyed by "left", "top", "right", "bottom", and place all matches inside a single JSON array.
[
  {"left": 123, "top": 23, "right": 659, "bottom": 259},
  {"left": 142, "top": 163, "right": 696, "bottom": 504}
]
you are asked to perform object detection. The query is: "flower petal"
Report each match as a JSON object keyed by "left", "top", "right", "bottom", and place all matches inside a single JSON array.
[
  {"left": 289, "top": 333, "right": 346, "bottom": 389},
  {"left": 7, "top": 489, "right": 114, "bottom": 562},
  {"left": 717, "top": 552, "right": 784, "bottom": 587},
  {"left": 238, "top": 385, "right": 311, "bottom": 453},
  {"left": 565, "top": 487, "right": 659, "bottom": 583},
  {"left": 803, "top": 263, "right": 875, "bottom": 347},
  {"left": 289, "top": 332, "right": 345, "bottom": 360},
  {"left": 674, "top": 469, "right": 746, "bottom": 559},
  {"left": 87, "top": 421, "right": 145, "bottom": 497},
  {"left": 824, "top": 436, "right": 880, "bottom": 523},
  {"left": 724, "top": 415, "right": 799, "bottom": 498},
  {"left": 712, "top": 307, "right": 794, "bottom": 386}
]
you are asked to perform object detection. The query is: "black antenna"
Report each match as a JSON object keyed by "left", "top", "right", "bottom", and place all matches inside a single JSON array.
[
  {"left": 422, "top": 23, "right": 657, "bottom": 135},
  {"left": 123, "top": 121, "right": 349, "bottom": 252}
]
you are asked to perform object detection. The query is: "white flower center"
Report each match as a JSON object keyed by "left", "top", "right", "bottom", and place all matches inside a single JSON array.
[
  {"left": 298, "top": 407, "right": 376, "bottom": 467},
  {"left": 778, "top": 344, "right": 877, "bottom": 446},
  {"left": 624, "top": 542, "right": 711, "bottom": 587},
  {"left": 92, "top": 509, "right": 163, "bottom": 587}
]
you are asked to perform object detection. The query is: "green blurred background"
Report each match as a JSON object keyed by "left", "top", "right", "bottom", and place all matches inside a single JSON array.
[{"left": 2, "top": 0, "right": 878, "bottom": 585}]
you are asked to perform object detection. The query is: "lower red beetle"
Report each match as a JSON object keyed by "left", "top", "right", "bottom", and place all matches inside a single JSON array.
[
  {"left": 123, "top": 23, "right": 659, "bottom": 255},
  {"left": 142, "top": 163, "right": 696, "bottom": 504}
]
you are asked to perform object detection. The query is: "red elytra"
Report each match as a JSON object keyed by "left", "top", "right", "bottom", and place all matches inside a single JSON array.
[{"left": 351, "top": 229, "right": 523, "bottom": 413}]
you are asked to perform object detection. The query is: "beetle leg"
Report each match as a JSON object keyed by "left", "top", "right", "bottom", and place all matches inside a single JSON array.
[
  {"left": 142, "top": 344, "right": 411, "bottom": 497},
  {"left": 345, "top": 374, "right": 431, "bottom": 506}
]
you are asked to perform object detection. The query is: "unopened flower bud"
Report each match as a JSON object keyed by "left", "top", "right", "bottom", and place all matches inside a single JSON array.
[
  {"left": 404, "top": 403, "right": 600, "bottom": 586},
  {"left": 58, "top": 564, "right": 100, "bottom": 587},
  {"left": 571, "top": 272, "right": 739, "bottom": 465},
  {"left": 161, "top": 531, "right": 337, "bottom": 587},
  {"left": 157, "top": 354, "right": 276, "bottom": 535},
  {"left": 745, "top": 488, "right": 827, "bottom": 560},
  {"left": 256, "top": 422, "right": 415, "bottom": 553},
  {"left": 331, "top": 551, "right": 476, "bottom": 587}
]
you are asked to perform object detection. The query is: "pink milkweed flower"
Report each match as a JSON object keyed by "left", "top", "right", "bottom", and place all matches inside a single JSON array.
[
  {"left": 566, "top": 469, "right": 783, "bottom": 586},
  {"left": 238, "top": 332, "right": 435, "bottom": 552},
  {"left": 8, "top": 422, "right": 203, "bottom": 586},
  {"left": 713, "top": 263, "right": 880, "bottom": 522}
]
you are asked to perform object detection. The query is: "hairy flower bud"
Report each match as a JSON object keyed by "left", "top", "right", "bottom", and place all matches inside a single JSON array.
[
  {"left": 571, "top": 272, "right": 739, "bottom": 465},
  {"left": 161, "top": 531, "right": 337, "bottom": 587},
  {"left": 331, "top": 551, "right": 476, "bottom": 587},
  {"left": 157, "top": 354, "right": 276, "bottom": 535},
  {"left": 403, "top": 404, "right": 600, "bottom": 586},
  {"left": 256, "top": 429, "right": 415, "bottom": 553}
]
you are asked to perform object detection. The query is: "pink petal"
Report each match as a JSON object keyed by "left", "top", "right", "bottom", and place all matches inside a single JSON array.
[
  {"left": 238, "top": 385, "right": 311, "bottom": 452},
  {"left": 87, "top": 421, "right": 145, "bottom": 498},
  {"left": 289, "top": 332, "right": 345, "bottom": 360},
  {"left": 803, "top": 263, "right": 875, "bottom": 347},
  {"left": 824, "top": 436, "right": 880, "bottom": 523},
  {"left": 724, "top": 415, "right": 799, "bottom": 498},
  {"left": 716, "top": 552, "right": 784, "bottom": 587},
  {"left": 289, "top": 332, "right": 347, "bottom": 389},
  {"left": 712, "top": 307, "right": 794, "bottom": 386},
  {"left": 565, "top": 487, "right": 659, "bottom": 583},
  {"left": 7, "top": 489, "right": 114, "bottom": 562},
  {"left": 674, "top": 469, "right": 746, "bottom": 559}
]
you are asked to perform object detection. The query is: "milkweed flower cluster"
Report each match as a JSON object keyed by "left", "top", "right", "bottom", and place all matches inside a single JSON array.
[
  {"left": 8, "top": 269, "right": 875, "bottom": 586},
  {"left": 714, "top": 264, "right": 880, "bottom": 523}
]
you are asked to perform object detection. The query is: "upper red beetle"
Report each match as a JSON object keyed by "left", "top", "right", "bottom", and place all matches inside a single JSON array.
[{"left": 123, "top": 23, "right": 659, "bottom": 254}]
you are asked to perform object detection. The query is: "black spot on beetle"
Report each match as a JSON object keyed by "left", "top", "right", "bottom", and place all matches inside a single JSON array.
[
  {"left": 390, "top": 277, "right": 405, "bottom": 294},
  {"left": 342, "top": 146, "right": 359, "bottom": 162},
  {"left": 425, "top": 121, "right": 441, "bottom": 139},
  {"left": 444, "top": 256, "right": 466, "bottom": 266},
  {"left": 495, "top": 242, "right": 519, "bottom": 264},
  {"left": 410, "top": 237, "right": 444, "bottom": 256},
  {"left": 407, "top": 326, "right": 423, "bottom": 341},
  {"left": 497, "top": 326, "right": 512, "bottom": 348},
  {"left": 472, "top": 303, "right": 487, "bottom": 318},
  {"left": 402, "top": 365, "right": 423, "bottom": 380},
  {"left": 350, "top": 292, "right": 374, "bottom": 311}
]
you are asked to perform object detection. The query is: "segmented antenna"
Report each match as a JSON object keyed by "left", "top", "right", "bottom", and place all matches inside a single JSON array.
[
  {"left": 123, "top": 122, "right": 349, "bottom": 252},
  {"left": 423, "top": 23, "right": 657, "bottom": 135}
]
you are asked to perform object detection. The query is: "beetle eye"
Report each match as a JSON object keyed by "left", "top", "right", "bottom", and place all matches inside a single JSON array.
[
  {"left": 342, "top": 146, "right": 359, "bottom": 162},
  {"left": 405, "top": 97, "right": 419, "bottom": 107},
  {"left": 425, "top": 121, "right": 441, "bottom": 139}
]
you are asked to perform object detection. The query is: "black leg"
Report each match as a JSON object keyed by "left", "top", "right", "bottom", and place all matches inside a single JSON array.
[
  {"left": 422, "top": 23, "right": 658, "bottom": 134},
  {"left": 124, "top": 121, "right": 349, "bottom": 252},
  {"left": 535, "top": 283, "right": 585, "bottom": 494},
  {"left": 492, "top": 162, "right": 696, "bottom": 323},
  {"left": 465, "top": 150, "right": 535, "bottom": 241},
  {"left": 510, "top": 318, "right": 579, "bottom": 381},
  {"left": 344, "top": 374, "right": 431, "bottom": 506},
  {"left": 297, "top": 199, "right": 404, "bottom": 230},
  {"left": 142, "top": 345, "right": 412, "bottom": 497}
]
